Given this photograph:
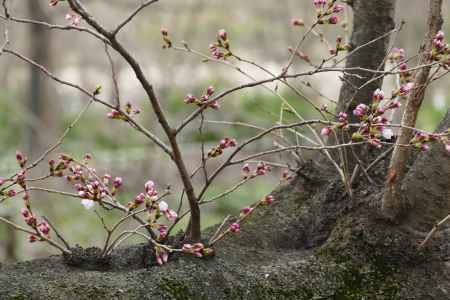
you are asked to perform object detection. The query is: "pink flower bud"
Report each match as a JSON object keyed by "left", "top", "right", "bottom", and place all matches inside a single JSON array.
[
  {"left": 333, "top": 4, "right": 345, "bottom": 13},
  {"left": 218, "top": 29, "right": 227, "bottom": 41},
  {"left": 21, "top": 208, "right": 30, "bottom": 218},
  {"left": 399, "top": 82, "right": 414, "bottom": 96},
  {"left": 372, "top": 89, "right": 384, "bottom": 101},
  {"left": 113, "top": 177, "right": 123, "bottom": 189},
  {"left": 321, "top": 126, "right": 332, "bottom": 136},
  {"left": 29, "top": 235, "right": 38, "bottom": 243},
  {"left": 0, "top": 177, "right": 5, "bottom": 186},
  {"left": 242, "top": 163, "right": 251, "bottom": 176},
  {"left": 38, "top": 221, "right": 50, "bottom": 235},
  {"left": 435, "top": 31, "right": 445, "bottom": 40},
  {"left": 328, "top": 15, "right": 339, "bottom": 25},
  {"left": 206, "top": 86, "right": 215, "bottom": 96},
  {"left": 262, "top": 195, "right": 274, "bottom": 205},
  {"left": 230, "top": 222, "right": 241, "bottom": 233},
  {"left": 135, "top": 193, "right": 146, "bottom": 204},
  {"left": 184, "top": 94, "right": 196, "bottom": 104},
  {"left": 291, "top": 18, "right": 304, "bottom": 26},
  {"left": 240, "top": 206, "right": 253, "bottom": 217},
  {"left": 7, "top": 189, "right": 16, "bottom": 197}
]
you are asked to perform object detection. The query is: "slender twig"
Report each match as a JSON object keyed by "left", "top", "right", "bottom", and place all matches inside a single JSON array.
[
  {"left": 42, "top": 216, "right": 71, "bottom": 250},
  {"left": 111, "top": 0, "right": 159, "bottom": 36}
]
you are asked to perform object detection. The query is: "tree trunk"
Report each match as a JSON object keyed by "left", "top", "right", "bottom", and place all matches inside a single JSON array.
[
  {"left": 382, "top": 0, "right": 444, "bottom": 220},
  {"left": 331, "top": 0, "right": 396, "bottom": 172},
  {"left": 336, "top": 0, "right": 396, "bottom": 123},
  {"left": 26, "top": 1, "right": 58, "bottom": 157}
]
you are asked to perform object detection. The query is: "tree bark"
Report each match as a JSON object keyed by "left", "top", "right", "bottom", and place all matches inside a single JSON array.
[
  {"left": 331, "top": 0, "right": 397, "bottom": 172},
  {"left": 382, "top": 0, "right": 443, "bottom": 220},
  {"left": 336, "top": 0, "right": 396, "bottom": 123},
  {"left": 402, "top": 108, "right": 450, "bottom": 231}
]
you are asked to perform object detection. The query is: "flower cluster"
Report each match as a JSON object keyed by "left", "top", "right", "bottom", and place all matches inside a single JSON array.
[
  {"left": 22, "top": 208, "right": 51, "bottom": 243},
  {"left": 349, "top": 89, "right": 402, "bottom": 147},
  {"left": 242, "top": 161, "right": 271, "bottom": 179},
  {"left": 181, "top": 243, "right": 209, "bottom": 257},
  {"left": 184, "top": 85, "right": 220, "bottom": 110},
  {"left": 107, "top": 101, "right": 141, "bottom": 120},
  {"left": 65, "top": 11, "right": 81, "bottom": 26},
  {"left": 207, "top": 137, "right": 237, "bottom": 158},
  {"left": 320, "top": 112, "right": 348, "bottom": 137},
  {"left": 314, "top": 0, "right": 344, "bottom": 25},
  {"left": 430, "top": 31, "right": 450, "bottom": 64},
  {"left": 409, "top": 131, "right": 450, "bottom": 153},
  {"left": 329, "top": 36, "right": 351, "bottom": 56},
  {"left": 389, "top": 47, "right": 414, "bottom": 97},
  {"left": 209, "top": 29, "right": 231, "bottom": 60}
]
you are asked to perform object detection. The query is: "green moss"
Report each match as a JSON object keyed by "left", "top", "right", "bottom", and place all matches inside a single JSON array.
[{"left": 158, "top": 277, "right": 202, "bottom": 300}]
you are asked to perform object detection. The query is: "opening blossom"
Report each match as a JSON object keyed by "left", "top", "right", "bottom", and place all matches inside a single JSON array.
[{"left": 158, "top": 201, "right": 177, "bottom": 221}]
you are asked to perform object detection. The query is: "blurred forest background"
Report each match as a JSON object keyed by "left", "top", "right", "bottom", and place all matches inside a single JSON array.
[{"left": 0, "top": 0, "right": 449, "bottom": 261}]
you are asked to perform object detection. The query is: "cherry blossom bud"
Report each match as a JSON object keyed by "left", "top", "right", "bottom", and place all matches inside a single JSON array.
[
  {"left": 353, "top": 104, "right": 368, "bottom": 117},
  {"left": 321, "top": 126, "right": 332, "bottom": 136},
  {"left": 338, "top": 112, "right": 348, "bottom": 122},
  {"left": 29, "top": 235, "right": 38, "bottom": 243},
  {"left": 369, "top": 139, "right": 382, "bottom": 148},
  {"left": 230, "top": 222, "right": 241, "bottom": 233},
  {"left": 206, "top": 86, "right": 215, "bottom": 96},
  {"left": 240, "top": 206, "right": 253, "bottom": 217},
  {"left": 184, "top": 94, "right": 196, "bottom": 104},
  {"left": 328, "top": 15, "right": 339, "bottom": 25},
  {"left": 333, "top": 4, "right": 345, "bottom": 13},
  {"left": 21, "top": 208, "right": 30, "bottom": 218},
  {"left": 16, "top": 150, "right": 27, "bottom": 168},
  {"left": 0, "top": 177, "right": 4, "bottom": 186},
  {"left": 25, "top": 215, "right": 36, "bottom": 226},
  {"left": 113, "top": 177, "right": 123, "bottom": 189},
  {"left": 157, "top": 224, "right": 168, "bottom": 240},
  {"left": 373, "top": 89, "right": 384, "bottom": 101},
  {"left": 291, "top": 18, "right": 304, "bottom": 26},
  {"left": 135, "top": 193, "right": 146, "bottom": 205},
  {"left": 38, "top": 221, "right": 50, "bottom": 235},
  {"left": 320, "top": 104, "right": 328, "bottom": 112},
  {"left": 7, "top": 190, "right": 16, "bottom": 197},
  {"left": 399, "top": 82, "right": 414, "bottom": 96},
  {"left": 242, "top": 163, "right": 251, "bottom": 177},
  {"left": 262, "top": 195, "right": 274, "bottom": 205},
  {"left": 435, "top": 31, "right": 445, "bottom": 40},
  {"left": 218, "top": 29, "right": 227, "bottom": 41},
  {"left": 155, "top": 246, "right": 169, "bottom": 265}
]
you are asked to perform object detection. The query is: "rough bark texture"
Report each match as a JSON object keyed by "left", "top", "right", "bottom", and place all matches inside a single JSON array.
[
  {"left": 382, "top": 0, "right": 444, "bottom": 219},
  {"left": 403, "top": 108, "right": 450, "bottom": 231},
  {"left": 1, "top": 149, "right": 450, "bottom": 299},
  {"left": 336, "top": 0, "right": 396, "bottom": 123},
  {"left": 331, "top": 0, "right": 397, "bottom": 170}
]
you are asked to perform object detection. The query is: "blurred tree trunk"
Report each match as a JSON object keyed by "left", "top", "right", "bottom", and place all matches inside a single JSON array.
[{"left": 26, "top": 1, "right": 59, "bottom": 157}]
